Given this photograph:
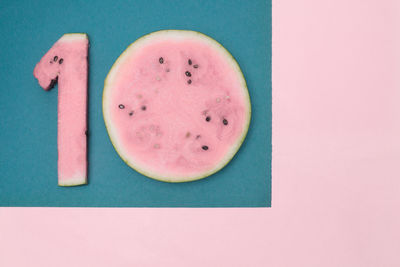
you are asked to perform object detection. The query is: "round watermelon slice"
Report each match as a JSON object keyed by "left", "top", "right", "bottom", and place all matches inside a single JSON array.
[{"left": 103, "top": 30, "right": 251, "bottom": 182}]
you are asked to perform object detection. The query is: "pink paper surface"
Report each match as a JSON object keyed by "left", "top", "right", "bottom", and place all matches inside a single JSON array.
[{"left": 1, "top": 0, "right": 399, "bottom": 266}]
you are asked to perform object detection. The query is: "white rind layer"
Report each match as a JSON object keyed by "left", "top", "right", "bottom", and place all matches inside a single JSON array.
[
  {"left": 59, "top": 33, "right": 88, "bottom": 42},
  {"left": 103, "top": 30, "right": 251, "bottom": 183},
  {"left": 58, "top": 173, "right": 87, "bottom": 186}
]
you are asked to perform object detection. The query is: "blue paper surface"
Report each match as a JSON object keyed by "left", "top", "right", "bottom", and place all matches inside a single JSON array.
[{"left": 0, "top": 0, "right": 271, "bottom": 207}]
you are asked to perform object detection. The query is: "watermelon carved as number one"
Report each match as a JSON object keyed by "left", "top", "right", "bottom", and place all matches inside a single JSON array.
[
  {"left": 103, "top": 30, "right": 251, "bottom": 182},
  {"left": 34, "top": 33, "right": 89, "bottom": 186}
]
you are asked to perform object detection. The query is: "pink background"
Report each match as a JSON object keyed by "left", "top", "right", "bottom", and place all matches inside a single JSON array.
[{"left": 1, "top": 0, "right": 399, "bottom": 266}]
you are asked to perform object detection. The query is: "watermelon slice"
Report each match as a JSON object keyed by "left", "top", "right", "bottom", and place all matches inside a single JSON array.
[
  {"left": 34, "top": 33, "right": 88, "bottom": 186},
  {"left": 103, "top": 30, "right": 251, "bottom": 182}
]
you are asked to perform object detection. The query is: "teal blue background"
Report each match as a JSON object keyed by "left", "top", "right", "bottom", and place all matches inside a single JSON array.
[{"left": 0, "top": 0, "right": 271, "bottom": 207}]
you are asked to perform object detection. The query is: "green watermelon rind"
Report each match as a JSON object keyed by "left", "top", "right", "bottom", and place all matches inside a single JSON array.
[{"left": 103, "top": 30, "right": 251, "bottom": 183}]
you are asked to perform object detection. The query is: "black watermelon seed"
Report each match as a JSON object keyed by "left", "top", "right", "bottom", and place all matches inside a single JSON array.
[
  {"left": 196, "top": 135, "right": 201, "bottom": 139},
  {"left": 59, "top": 58, "right": 63, "bottom": 64},
  {"left": 193, "top": 64, "right": 199, "bottom": 68},
  {"left": 141, "top": 106, "right": 146, "bottom": 111},
  {"left": 185, "top": 71, "right": 191, "bottom": 77},
  {"left": 187, "top": 79, "right": 192, "bottom": 84},
  {"left": 223, "top": 118, "right": 228, "bottom": 125},
  {"left": 118, "top": 104, "right": 125, "bottom": 109},
  {"left": 188, "top": 59, "right": 192, "bottom": 65},
  {"left": 202, "top": 145, "right": 209, "bottom": 151},
  {"left": 53, "top": 56, "right": 58, "bottom": 62},
  {"left": 205, "top": 116, "right": 211, "bottom": 122},
  {"left": 129, "top": 111, "right": 134, "bottom": 116},
  {"left": 159, "top": 57, "right": 164, "bottom": 64},
  {"left": 48, "top": 78, "right": 57, "bottom": 89}
]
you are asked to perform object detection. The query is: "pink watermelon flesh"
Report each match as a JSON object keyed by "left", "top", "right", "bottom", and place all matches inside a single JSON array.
[
  {"left": 34, "top": 33, "right": 88, "bottom": 186},
  {"left": 103, "top": 30, "right": 251, "bottom": 182}
]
